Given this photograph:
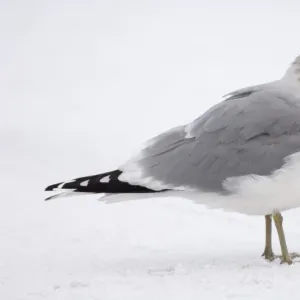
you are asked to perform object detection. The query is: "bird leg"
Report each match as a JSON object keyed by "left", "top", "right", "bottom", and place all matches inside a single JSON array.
[
  {"left": 262, "top": 214, "right": 275, "bottom": 261},
  {"left": 273, "top": 212, "right": 296, "bottom": 264}
]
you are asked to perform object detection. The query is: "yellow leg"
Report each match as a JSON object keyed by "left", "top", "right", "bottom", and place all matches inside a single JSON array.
[
  {"left": 262, "top": 215, "right": 274, "bottom": 261},
  {"left": 273, "top": 212, "right": 293, "bottom": 264}
]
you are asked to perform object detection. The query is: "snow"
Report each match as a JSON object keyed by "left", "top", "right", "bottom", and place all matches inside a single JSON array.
[
  {"left": 2, "top": 174, "right": 300, "bottom": 300},
  {"left": 2, "top": 1, "right": 300, "bottom": 299}
]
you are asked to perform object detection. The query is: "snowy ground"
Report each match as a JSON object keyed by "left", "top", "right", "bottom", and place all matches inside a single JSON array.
[{"left": 3, "top": 1, "right": 300, "bottom": 299}]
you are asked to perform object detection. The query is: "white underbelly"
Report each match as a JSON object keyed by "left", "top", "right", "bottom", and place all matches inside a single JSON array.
[
  {"left": 181, "top": 190, "right": 300, "bottom": 216},
  {"left": 183, "top": 152, "right": 300, "bottom": 215}
]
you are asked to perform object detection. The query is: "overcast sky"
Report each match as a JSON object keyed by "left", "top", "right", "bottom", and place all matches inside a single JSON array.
[{"left": 1, "top": 0, "right": 300, "bottom": 172}]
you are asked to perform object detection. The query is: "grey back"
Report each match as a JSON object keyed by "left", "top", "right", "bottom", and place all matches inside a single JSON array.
[{"left": 132, "top": 85, "right": 300, "bottom": 193}]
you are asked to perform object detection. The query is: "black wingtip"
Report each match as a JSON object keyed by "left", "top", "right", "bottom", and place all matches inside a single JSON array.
[
  {"left": 44, "top": 169, "right": 161, "bottom": 198},
  {"left": 45, "top": 183, "right": 61, "bottom": 191}
]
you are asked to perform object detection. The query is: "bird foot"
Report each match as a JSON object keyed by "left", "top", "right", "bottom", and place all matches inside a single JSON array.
[
  {"left": 262, "top": 248, "right": 275, "bottom": 261},
  {"left": 262, "top": 251, "right": 300, "bottom": 264},
  {"left": 275, "top": 252, "right": 300, "bottom": 265}
]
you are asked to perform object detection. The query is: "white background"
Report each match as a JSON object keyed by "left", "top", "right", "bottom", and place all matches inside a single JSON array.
[{"left": 1, "top": 1, "right": 300, "bottom": 299}]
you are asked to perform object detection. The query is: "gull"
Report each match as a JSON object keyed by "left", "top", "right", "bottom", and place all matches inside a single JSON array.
[{"left": 46, "top": 55, "right": 300, "bottom": 264}]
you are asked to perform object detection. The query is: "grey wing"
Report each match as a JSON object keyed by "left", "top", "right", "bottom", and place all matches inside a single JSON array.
[{"left": 120, "top": 88, "right": 300, "bottom": 193}]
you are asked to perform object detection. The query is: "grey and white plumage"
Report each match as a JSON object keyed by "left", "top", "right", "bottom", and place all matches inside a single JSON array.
[
  {"left": 46, "top": 55, "right": 300, "bottom": 213},
  {"left": 45, "top": 55, "right": 300, "bottom": 263}
]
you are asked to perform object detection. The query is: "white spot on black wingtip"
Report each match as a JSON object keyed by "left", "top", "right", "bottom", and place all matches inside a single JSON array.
[
  {"left": 80, "top": 180, "right": 89, "bottom": 187},
  {"left": 100, "top": 175, "right": 110, "bottom": 183}
]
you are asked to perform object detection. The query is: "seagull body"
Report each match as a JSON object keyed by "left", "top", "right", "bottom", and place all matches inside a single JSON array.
[{"left": 46, "top": 55, "right": 300, "bottom": 264}]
